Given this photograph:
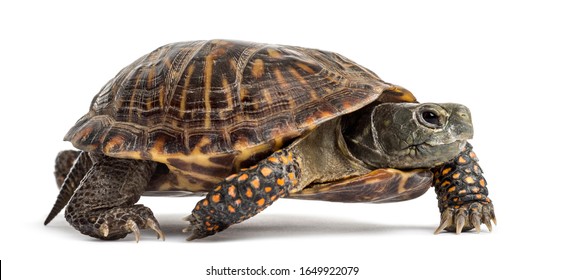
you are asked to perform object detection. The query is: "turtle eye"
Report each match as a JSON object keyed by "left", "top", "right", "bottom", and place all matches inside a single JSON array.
[
  {"left": 419, "top": 109, "right": 443, "bottom": 128},
  {"left": 422, "top": 111, "right": 440, "bottom": 125}
]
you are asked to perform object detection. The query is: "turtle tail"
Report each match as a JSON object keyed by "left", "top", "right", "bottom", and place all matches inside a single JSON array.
[{"left": 44, "top": 151, "right": 93, "bottom": 225}]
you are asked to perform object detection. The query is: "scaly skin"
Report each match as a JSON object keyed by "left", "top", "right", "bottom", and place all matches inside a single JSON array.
[
  {"left": 185, "top": 149, "right": 301, "bottom": 240},
  {"left": 432, "top": 143, "right": 496, "bottom": 234}
]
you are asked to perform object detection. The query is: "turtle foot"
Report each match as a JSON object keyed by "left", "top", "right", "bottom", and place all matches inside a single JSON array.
[
  {"left": 182, "top": 214, "right": 223, "bottom": 241},
  {"left": 434, "top": 202, "right": 496, "bottom": 234},
  {"left": 68, "top": 205, "right": 165, "bottom": 242}
]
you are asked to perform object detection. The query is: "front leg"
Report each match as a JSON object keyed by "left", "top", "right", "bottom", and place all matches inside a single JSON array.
[
  {"left": 432, "top": 143, "right": 496, "bottom": 234},
  {"left": 185, "top": 149, "right": 301, "bottom": 240},
  {"left": 65, "top": 154, "right": 164, "bottom": 241}
]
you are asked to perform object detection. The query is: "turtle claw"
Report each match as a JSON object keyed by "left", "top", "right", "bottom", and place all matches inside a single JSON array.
[
  {"left": 434, "top": 208, "right": 454, "bottom": 234},
  {"left": 186, "top": 228, "right": 212, "bottom": 241},
  {"left": 125, "top": 217, "right": 165, "bottom": 242},
  {"left": 470, "top": 213, "right": 482, "bottom": 234},
  {"left": 183, "top": 214, "right": 218, "bottom": 241},
  {"left": 126, "top": 219, "right": 141, "bottom": 243},
  {"left": 181, "top": 216, "right": 197, "bottom": 236},
  {"left": 181, "top": 216, "right": 197, "bottom": 238},
  {"left": 455, "top": 214, "right": 466, "bottom": 235},
  {"left": 100, "top": 222, "right": 110, "bottom": 238},
  {"left": 435, "top": 202, "right": 496, "bottom": 234},
  {"left": 186, "top": 231, "right": 202, "bottom": 241},
  {"left": 183, "top": 223, "right": 202, "bottom": 241},
  {"left": 147, "top": 218, "right": 165, "bottom": 241},
  {"left": 483, "top": 217, "right": 493, "bottom": 232},
  {"left": 182, "top": 214, "right": 196, "bottom": 223}
]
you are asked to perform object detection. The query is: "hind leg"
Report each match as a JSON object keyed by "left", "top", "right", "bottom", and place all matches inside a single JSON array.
[{"left": 65, "top": 154, "right": 164, "bottom": 241}]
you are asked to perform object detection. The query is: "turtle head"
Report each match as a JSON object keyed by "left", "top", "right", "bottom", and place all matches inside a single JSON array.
[{"left": 342, "top": 103, "right": 473, "bottom": 169}]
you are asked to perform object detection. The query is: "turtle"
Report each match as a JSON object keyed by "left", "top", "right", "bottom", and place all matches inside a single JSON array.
[{"left": 44, "top": 39, "right": 495, "bottom": 241}]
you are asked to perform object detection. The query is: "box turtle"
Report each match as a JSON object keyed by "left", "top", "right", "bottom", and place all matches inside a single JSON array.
[{"left": 45, "top": 39, "right": 495, "bottom": 241}]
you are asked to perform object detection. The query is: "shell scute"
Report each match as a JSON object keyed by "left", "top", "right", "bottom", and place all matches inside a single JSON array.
[{"left": 147, "top": 127, "right": 187, "bottom": 156}]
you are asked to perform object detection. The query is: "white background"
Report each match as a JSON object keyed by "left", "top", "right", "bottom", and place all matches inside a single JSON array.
[{"left": 1, "top": 0, "right": 562, "bottom": 279}]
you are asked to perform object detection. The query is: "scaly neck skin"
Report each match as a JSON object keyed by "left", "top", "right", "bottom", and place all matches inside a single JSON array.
[
  {"left": 340, "top": 104, "right": 390, "bottom": 169},
  {"left": 288, "top": 118, "right": 372, "bottom": 191}
]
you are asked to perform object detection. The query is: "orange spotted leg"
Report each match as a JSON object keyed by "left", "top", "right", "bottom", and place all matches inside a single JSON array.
[
  {"left": 185, "top": 149, "right": 300, "bottom": 240},
  {"left": 432, "top": 143, "right": 496, "bottom": 234}
]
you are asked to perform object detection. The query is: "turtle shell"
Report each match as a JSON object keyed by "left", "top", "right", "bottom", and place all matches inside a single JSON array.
[{"left": 65, "top": 39, "right": 417, "bottom": 193}]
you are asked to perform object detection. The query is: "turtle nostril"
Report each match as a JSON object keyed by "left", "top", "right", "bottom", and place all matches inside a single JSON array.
[{"left": 458, "top": 112, "right": 470, "bottom": 120}]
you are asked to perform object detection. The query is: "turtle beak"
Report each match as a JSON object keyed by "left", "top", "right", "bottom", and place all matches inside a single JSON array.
[{"left": 448, "top": 104, "right": 473, "bottom": 140}]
